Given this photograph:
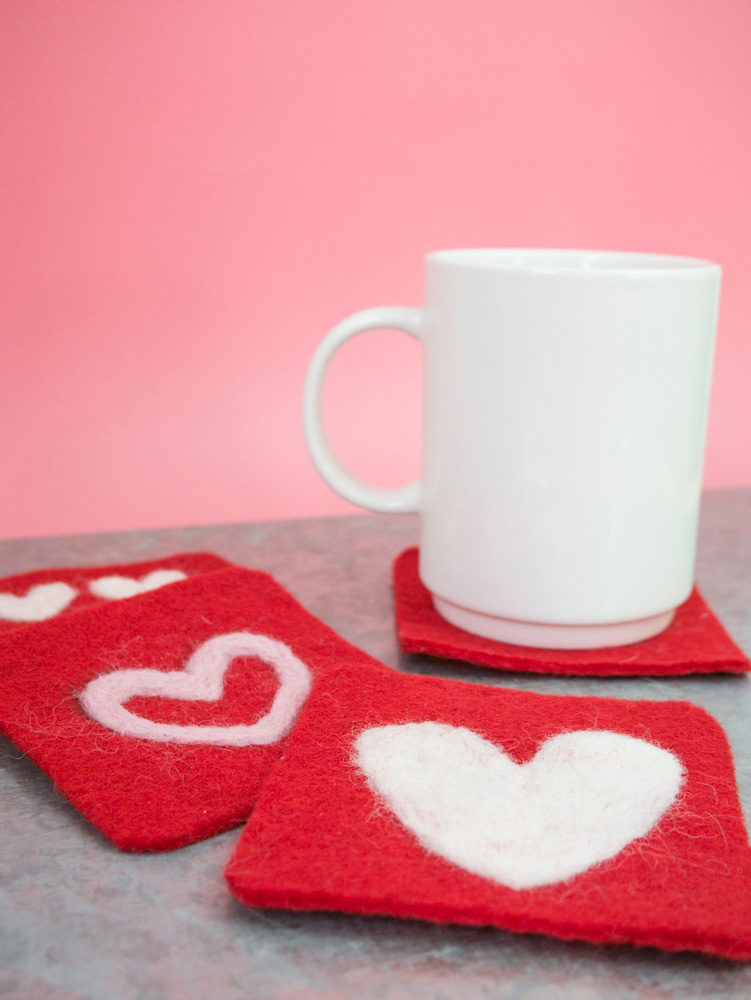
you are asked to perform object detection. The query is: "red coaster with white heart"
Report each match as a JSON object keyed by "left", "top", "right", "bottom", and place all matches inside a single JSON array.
[
  {"left": 0, "top": 551, "right": 230, "bottom": 631},
  {"left": 393, "top": 547, "right": 750, "bottom": 676},
  {"left": 225, "top": 665, "right": 751, "bottom": 960},
  {"left": 0, "top": 567, "right": 389, "bottom": 851}
]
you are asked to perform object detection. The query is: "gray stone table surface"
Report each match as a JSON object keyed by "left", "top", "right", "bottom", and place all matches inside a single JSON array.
[{"left": 1, "top": 489, "right": 750, "bottom": 1000}]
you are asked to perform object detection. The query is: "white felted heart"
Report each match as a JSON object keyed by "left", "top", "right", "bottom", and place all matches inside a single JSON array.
[
  {"left": 88, "top": 569, "right": 188, "bottom": 600},
  {"left": 0, "top": 582, "right": 78, "bottom": 622},
  {"left": 355, "top": 723, "right": 683, "bottom": 890},
  {"left": 79, "top": 632, "right": 312, "bottom": 746}
]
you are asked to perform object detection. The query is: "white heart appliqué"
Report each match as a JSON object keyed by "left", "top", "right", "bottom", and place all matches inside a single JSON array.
[
  {"left": 79, "top": 632, "right": 312, "bottom": 746},
  {"left": 355, "top": 723, "right": 683, "bottom": 890},
  {"left": 0, "top": 582, "right": 78, "bottom": 622},
  {"left": 88, "top": 569, "right": 188, "bottom": 600}
]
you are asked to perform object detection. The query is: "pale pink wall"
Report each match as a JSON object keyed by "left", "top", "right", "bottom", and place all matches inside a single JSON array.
[{"left": 2, "top": 0, "right": 750, "bottom": 539}]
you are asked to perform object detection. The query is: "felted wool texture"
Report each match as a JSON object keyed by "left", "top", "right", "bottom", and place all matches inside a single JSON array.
[
  {"left": 0, "top": 552, "right": 230, "bottom": 631},
  {"left": 80, "top": 631, "right": 312, "bottom": 746},
  {"left": 393, "top": 547, "right": 750, "bottom": 676},
  {"left": 88, "top": 568, "right": 191, "bottom": 599},
  {"left": 354, "top": 724, "right": 683, "bottom": 891},
  {"left": 0, "top": 567, "right": 392, "bottom": 852},
  {"left": 225, "top": 666, "right": 751, "bottom": 960}
]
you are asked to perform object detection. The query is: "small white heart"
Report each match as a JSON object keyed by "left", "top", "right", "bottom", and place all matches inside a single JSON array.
[
  {"left": 88, "top": 569, "right": 188, "bottom": 600},
  {"left": 0, "top": 582, "right": 78, "bottom": 622},
  {"left": 355, "top": 722, "right": 684, "bottom": 890},
  {"left": 79, "top": 631, "right": 312, "bottom": 746}
]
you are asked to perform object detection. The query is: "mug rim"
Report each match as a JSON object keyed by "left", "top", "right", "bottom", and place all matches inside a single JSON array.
[{"left": 425, "top": 248, "right": 720, "bottom": 274}]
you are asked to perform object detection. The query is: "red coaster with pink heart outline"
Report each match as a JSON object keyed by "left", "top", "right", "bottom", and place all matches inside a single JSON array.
[
  {"left": 225, "top": 664, "right": 751, "bottom": 960},
  {"left": 0, "top": 567, "right": 390, "bottom": 851},
  {"left": 393, "top": 547, "right": 750, "bottom": 676},
  {"left": 0, "top": 551, "right": 231, "bottom": 632}
]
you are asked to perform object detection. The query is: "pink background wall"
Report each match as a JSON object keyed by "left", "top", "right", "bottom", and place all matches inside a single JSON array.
[{"left": 3, "top": 0, "right": 750, "bottom": 540}]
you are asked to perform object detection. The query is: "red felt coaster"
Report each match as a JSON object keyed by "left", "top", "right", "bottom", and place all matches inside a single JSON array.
[
  {"left": 0, "top": 551, "right": 231, "bottom": 632},
  {"left": 393, "top": 547, "right": 750, "bottom": 676},
  {"left": 225, "top": 666, "right": 751, "bottom": 960},
  {"left": 0, "top": 567, "right": 388, "bottom": 851}
]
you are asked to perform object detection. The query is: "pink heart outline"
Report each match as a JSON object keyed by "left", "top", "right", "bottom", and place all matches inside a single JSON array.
[{"left": 79, "top": 631, "right": 312, "bottom": 746}]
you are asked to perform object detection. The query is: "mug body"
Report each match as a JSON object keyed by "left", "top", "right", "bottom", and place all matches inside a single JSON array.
[{"left": 419, "top": 249, "right": 721, "bottom": 647}]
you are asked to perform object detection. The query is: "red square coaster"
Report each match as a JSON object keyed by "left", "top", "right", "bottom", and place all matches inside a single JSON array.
[
  {"left": 0, "top": 567, "right": 388, "bottom": 851},
  {"left": 393, "top": 547, "right": 750, "bottom": 676},
  {"left": 0, "top": 551, "right": 231, "bottom": 632},
  {"left": 226, "top": 665, "right": 751, "bottom": 960}
]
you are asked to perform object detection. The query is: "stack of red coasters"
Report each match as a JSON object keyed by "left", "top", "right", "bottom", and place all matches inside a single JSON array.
[
  {"left": 2, "top": 546, "right": 750, "bottom": 961},
  {"left": 225, "top": 664, "right": 751, "bottom": 960},
  {"left": 0, "top": 561, "right": 389, "bottom": 851},
  {"left": 393, "top": 547, "right": 750, "bottom": 676}
]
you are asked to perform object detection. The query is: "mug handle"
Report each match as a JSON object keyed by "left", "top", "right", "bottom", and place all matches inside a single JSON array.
[{"left": 303, "top": 306, "right": 425, "bottom": 513}]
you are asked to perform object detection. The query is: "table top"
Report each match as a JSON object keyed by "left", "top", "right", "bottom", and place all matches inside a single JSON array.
[{"left": 1, "top": 489, "right": 750, "bottom": 1000}]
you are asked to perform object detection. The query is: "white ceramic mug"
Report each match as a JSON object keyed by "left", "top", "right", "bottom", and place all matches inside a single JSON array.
[{"left": 304, "top": 249, "right": 721, "bottom": 648}]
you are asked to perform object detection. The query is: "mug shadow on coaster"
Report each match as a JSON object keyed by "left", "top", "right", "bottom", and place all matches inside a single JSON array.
[{"left": 304, "top": 249, "right": 721, "bottom": 650}]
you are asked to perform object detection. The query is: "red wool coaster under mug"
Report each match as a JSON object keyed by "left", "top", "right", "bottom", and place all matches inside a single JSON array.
[
  {"left": 0, "top": 567, "right": 388, "bottom": 851},
  {"left": 0, "top": 551, "right": 231, "bottom": 631},
  {"left": 393, "top": 548, "right": 750, "bottom": 676},
  {"left": 226, "top": 665, "right": 751, "bottom": 960}
]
